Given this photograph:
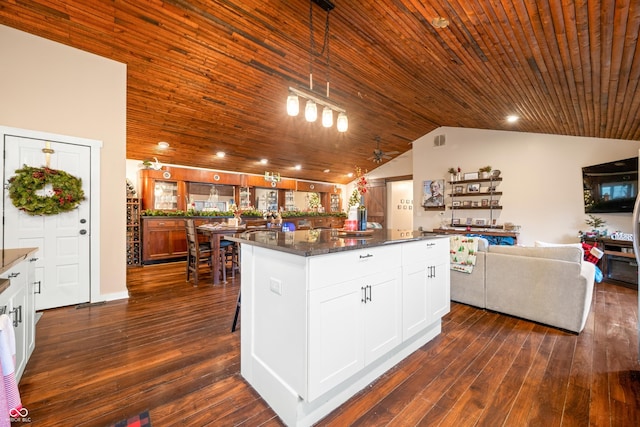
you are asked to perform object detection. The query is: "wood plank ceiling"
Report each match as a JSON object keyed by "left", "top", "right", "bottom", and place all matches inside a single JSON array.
[{"left": 1, "top": 1, "right": 639, "bottom": 184}]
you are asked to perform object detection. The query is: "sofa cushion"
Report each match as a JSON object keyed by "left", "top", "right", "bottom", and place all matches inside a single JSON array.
[
  {"left": 534, "top": 240, "right": 583, "bottom": 249},
  {"left": 488, "top": 245, "right": 583, "bottom": 264}
]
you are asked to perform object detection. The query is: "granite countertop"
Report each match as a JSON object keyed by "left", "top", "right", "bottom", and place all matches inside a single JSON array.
[{"left": 225, "top": 229, "right": 446, "bottom": 256}]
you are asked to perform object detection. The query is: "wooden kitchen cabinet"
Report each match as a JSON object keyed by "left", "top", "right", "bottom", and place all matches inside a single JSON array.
[
  {"left": 141, "top": 217, "right": 230, "bottom": 264},
  {"left": 142, "top": 218, "right": 188, "bottom": 263},
  {"left": 141, "top": 215, "right": 345, "bottom": 264}
]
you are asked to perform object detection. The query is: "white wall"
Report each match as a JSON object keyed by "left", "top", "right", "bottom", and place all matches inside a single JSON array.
[
  {"left": 387, "top": 181, "right": 414, "bottom": 230},
  {"left": 0, "top": 25, "right": 127, "bottom": 299},
  {"left": 412, "top": 127, "right": 640, "bottom": 245}
]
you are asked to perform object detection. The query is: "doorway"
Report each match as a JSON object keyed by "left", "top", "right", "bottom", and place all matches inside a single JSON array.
[
  {"left": 386, "top": 180, "right": 414, "bottom": 230},
  {"left": 1, "top": 126, "right": 101, "bottom": 310}
]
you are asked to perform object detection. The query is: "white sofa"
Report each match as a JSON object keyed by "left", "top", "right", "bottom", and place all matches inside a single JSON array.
[{"left": 450, "top": 240, "right": 596, "bottom": 333}]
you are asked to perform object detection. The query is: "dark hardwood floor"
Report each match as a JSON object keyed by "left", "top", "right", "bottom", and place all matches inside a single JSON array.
[{"left": 18, "top": 262, "right": 640, "bottom": 426}]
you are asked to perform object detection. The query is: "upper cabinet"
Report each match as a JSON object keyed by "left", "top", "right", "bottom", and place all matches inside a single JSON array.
[
  {"left": 152, "top": 180, "right": 179, "bottom": 210},
  {"left": 138, "top": 167, "right": 343, "bottom": 213}
]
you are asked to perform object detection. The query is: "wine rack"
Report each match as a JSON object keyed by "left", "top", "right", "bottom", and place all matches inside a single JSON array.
[{"left": 126, "top": 197, "right": 141, "bottom": 266}]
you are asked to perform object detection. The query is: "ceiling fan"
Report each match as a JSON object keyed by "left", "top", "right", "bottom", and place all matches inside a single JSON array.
[{"left": 368, "top": 136, "right": 400, "bottom": 164}]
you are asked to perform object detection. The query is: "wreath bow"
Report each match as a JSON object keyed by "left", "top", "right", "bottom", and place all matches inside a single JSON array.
[{"left": 8, "top": 165, "right": 85, "bottom": 215}]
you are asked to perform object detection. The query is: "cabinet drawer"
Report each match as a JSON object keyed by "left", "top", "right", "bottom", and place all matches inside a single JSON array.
[
  {"left": 309, "top": 245, "right": 401, "bottom": 289},
  {"left": 402, "top": 239, "right": 448, "bottom": 266},
  {"left": 145, "top": 219, "right": 183, "bottom": 229}
]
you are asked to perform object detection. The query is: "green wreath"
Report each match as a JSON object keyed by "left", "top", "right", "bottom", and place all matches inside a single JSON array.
[{"left": 8, "top": 165, "right": 85, "bottom": 215}]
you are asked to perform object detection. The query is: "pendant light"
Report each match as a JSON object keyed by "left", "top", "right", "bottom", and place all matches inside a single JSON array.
[
  {"left": 322, "top": 106, "right": 333, "bottom": 127},
  {"left": 305, "top": 100, "right": 317, "bottom": 122},
  {"left": 337, "top": 112, "right": 348, "bottom": 132},
  {"left": 285, "top": 0, "right": 347, "bottom": 132},
  {"left": 287, "top": 93, "right": 299, "bottom": 116}
]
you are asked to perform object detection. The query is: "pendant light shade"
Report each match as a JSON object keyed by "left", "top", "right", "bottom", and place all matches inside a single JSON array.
[
  {"left": 305, "top": 100, "right": 317, "bottom": 122},
  {"left": 287, "top": 93, "right": 299, "bottom": 116},
  {"left": 322, "top": 106, "right": 333, "bottom": 127},
  {"left": 337, "top": 112, "right": 348, "bottom": 132}
]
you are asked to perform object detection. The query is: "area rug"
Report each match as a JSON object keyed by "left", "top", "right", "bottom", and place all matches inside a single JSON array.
[{"left": 111, "top": 410, "right": 151, "bottom": 427}]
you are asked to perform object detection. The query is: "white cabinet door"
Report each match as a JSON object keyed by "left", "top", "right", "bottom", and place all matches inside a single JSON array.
[
  {"left": 0, "top": 261, "right": 27, "bottom": 381},
  {"left": 430, "top": 260, "right": 450, "bottom": 320},
  {"left": 402, "top": 238, "right": 450, "bottom": 340},
  {"left": 308, "top": 279, "right": 365, "bottom": 401},
  {"left": 9, "top": 282, "right": 27, "bottom": 380},
  {"left": 364, "top": 268, "right": 402, "bottom": 364},
  {"left": 25, "top": 257, "right": 37, "bottom": 360},
  {"left": 308, "top": 268, "right": 402, "bottom": 400},
  {"left": 402, "top": 262, "right": 430, "bottom": 340}
]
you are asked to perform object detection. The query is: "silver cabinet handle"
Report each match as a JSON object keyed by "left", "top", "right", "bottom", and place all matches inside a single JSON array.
[{"left": 9, "top": 305, "right": 22, "bottom": 327}]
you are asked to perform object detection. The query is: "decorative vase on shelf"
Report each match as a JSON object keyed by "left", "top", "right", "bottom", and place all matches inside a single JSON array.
[{"left": 357, "top": 195, "right": 367, "bottom": 231}]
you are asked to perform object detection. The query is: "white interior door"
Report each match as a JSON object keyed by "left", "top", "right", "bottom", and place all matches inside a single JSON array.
[{"left": 3, "top": 135, "right": 91, "bottom": 310}]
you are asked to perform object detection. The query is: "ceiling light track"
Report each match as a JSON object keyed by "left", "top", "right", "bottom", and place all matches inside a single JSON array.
[{"left": 289, "top": 87, "right": 345, "bottom": 113}]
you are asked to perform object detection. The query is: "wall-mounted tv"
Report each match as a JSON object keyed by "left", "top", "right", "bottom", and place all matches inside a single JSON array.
[{"left": 583, "top": 157, "right": 638, "bottom": 213}]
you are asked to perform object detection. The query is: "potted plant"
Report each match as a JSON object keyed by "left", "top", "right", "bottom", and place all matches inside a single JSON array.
[
  {"left": 585, "top": 214, "right": 606, "bottom": 235},
  {"left": 447, "top": 167, "right": 456, "bottom": 182},
  {"left": 479, "top": 165, "right": 492, "bottom": 179}
]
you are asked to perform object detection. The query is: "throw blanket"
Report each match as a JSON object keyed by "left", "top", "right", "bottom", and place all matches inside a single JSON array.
[
  {"left": 0, "top": 314, "right": 21, "bottom": 426},
  {"left": 450, "top": 236, "right": 479, "bottom": 274}
]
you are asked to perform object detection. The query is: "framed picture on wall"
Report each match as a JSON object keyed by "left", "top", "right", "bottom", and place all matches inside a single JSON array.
[
  {"left": 454, "top": 185, "right": 464, "bottom": 194},
  {"left": 452, "top": 201, "right": 461, "bottom": 207},
  {"left": 467, "top": 183, "right": 480, "bottom": 193},
  {"left": 423, "top": 179, "right": 445, "bottom": 207},
  {"left": 481, "top": 199, "right": 489, "bottom": 207},
  {"left": 452, "top": 218, "right": 461, "bottom": 225},
  {"left": 464, "top": 172, "right": 479, "bottom": 180}
]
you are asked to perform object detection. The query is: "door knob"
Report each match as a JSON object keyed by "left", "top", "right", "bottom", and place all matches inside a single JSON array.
[
  {"left": 80, "top": 229, "right": 87, "bottom": 235},
  {"left": 80, "top": 218, "right": 87, "bottom": 224}
]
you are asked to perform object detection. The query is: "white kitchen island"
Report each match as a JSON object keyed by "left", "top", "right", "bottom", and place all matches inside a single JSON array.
[{"left": 227, "top": 229, "right": 449, "bottom": 426}]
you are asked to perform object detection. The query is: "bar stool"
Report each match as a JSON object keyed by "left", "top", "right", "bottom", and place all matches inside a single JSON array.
[
  {"left": 222, "top": 240, "right": 240, "bottom": 278},
  {"left": 231, "top": 289, "right": 241, "bottom": 332}
]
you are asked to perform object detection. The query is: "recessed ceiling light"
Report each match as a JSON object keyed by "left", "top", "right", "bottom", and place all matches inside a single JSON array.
[
  {"left": 431, "top": 17, "right": 449, "bottom": 28},
  {"left": 157, "top": 141, "right": 170, "bottom": 149},
  {"left": 347, "top": 172, "right": 354, "bottom": 178},
  {"left": 216, "top": 151, "right": 225, "bottom": 158},
  {"left": 294, "top": 165, "right": 301, "bottom": 170},
  {"left": 323, "top": 169, "right": 330, "bottom": 173},
  {"left": 260, "top": 159, "right": 268, "bottom": 164},
  {"left": 506, "top": 115, "right": 519, "bottom": 123}
]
